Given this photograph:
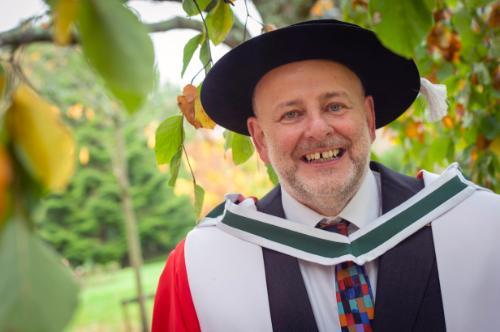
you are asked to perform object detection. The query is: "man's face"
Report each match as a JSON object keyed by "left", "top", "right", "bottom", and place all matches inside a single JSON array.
[{"left": 247, "top": 60, "right": 376, "bottom": 213}]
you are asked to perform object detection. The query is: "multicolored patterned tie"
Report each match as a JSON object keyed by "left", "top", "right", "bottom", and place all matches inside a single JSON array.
[{"left": 318, "top": 219, "right": 375, "bottom": 332}]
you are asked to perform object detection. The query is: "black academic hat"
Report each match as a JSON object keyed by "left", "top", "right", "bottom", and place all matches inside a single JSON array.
[{"left": 201, "top": 19, "right": 421, "bottom": 135}]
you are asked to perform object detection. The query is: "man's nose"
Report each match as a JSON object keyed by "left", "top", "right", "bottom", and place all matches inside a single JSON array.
[{"left": 304, "top": 113, "right": 333, "bottom": 140}]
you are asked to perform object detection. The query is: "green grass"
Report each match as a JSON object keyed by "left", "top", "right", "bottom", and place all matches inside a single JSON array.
[{"left": 66, "top": 258, "right": 167, "bottom": 332}]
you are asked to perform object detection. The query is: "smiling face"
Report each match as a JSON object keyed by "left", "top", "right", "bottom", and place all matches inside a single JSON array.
[{"left": 247, "top": 60, "right": 376, "bottom": 215}]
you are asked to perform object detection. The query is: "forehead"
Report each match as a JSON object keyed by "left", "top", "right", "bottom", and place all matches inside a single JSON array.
[{"left": 253, "top": 60, "right": 364, "bottom": 113}]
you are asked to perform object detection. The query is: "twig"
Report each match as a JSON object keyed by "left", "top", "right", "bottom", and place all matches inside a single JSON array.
[
  {"left": 190, "top": 61, "right": 211, "bottom": 85},
  {"left": 192, "top": 0, "right": 213, "bottom": 72},
  {"left": 243, "top": 0, "right": 249, "bottom": 41},
  {"left": 182, "top": 145, "right": 197, "bottom": 185}
]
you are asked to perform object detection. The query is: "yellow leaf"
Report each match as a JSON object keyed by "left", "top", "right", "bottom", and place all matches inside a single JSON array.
[
  {"left": 194, "top": 86, "right": 216, "bottom": 129},
  {"left": 53, "top": 0, "right": 80, "bottom": 45},
  {"left": 6, "top": 84, "right": 75, "bottom": 191},
  {"left": 178, "top": 84, "right": 216, "bottom": 129}
]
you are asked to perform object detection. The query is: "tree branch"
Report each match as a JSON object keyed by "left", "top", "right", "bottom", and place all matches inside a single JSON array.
[{"left": 0, "top": 16, "right": 246, "bottom": 50}]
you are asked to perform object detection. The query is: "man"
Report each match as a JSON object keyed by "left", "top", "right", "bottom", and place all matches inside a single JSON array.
[{"left": 152, "top": 20, "right": 499, "bottom": 332}]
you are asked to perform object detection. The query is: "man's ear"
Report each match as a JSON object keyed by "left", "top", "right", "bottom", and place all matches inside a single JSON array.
[
  {"left": 364, "top": 96, "right": 376, "bottom": 141},
  {"left": 247, "top": 116, "right": 270, "bottom": 164}
]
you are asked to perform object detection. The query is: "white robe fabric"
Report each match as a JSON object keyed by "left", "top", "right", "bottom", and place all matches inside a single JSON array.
[{"left": 185, "top": 171, "right": 500, "bottom": 332}]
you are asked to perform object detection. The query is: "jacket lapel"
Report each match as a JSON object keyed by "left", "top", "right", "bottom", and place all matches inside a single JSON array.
[
  {"left": 370, "top": 162, "right": 440, "bottom": 331},
  {"left": 256, "top": 186, "right": 319, "bottom": 332}
]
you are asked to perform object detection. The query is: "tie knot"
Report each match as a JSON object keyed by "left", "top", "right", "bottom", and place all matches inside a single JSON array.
[{"left": 316, "top": 218, "right": 350, "bottom": 236}]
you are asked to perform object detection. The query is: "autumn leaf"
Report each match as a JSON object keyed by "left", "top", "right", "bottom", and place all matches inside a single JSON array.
[
  {"left": 442, "top": 115, "right": 454, "bottom": 129},
  {"left": 53, "top": 0, "right": 80, "bottom": 45},
  {"left": 262, "top": 24, "right": 277, "bottom": 32},
  {"left": 405, "top": 121, "right": 424, "bottom": 144},
  {"left": 177, "top": 84, "right": 197, "bottom": 126},
  {"left": 6, "top": 84, "right": 75, "bottom": 191},
  {"left": 178, "top": 84, "right": 215, "bottom": 129},
  {"left": 0, "top": 147, "right": 12, "bottom": 224},
  {"left": 194, "top": 85, "right": 216, "bottom": 129},
  {"left": 79, "top": 146, "right": 90, "bottom": 165},
  {"left": 310, "top": 0, "right": 334, "bottom": 17},
  {"left": 426, "top": 22, "right": 461, "bottom": 62}
]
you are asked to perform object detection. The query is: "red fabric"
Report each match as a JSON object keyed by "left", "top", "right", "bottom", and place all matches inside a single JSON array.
[{"left": 152, "top": 239, "right": 201, "bottom": 332}]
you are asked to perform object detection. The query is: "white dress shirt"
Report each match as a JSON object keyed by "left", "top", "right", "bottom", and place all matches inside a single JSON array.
[{"left": 281, "top": 169, "right": 382, "bottom": 331}]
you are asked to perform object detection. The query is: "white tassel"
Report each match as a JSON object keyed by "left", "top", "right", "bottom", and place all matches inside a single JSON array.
[{"left": 419, "top": 78, "right": 448, "bottom": 122}]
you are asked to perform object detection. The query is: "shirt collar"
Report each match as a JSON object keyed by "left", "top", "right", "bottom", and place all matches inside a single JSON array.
[{"left": 281, "top": 169, "right": 381, "bottom": 229}]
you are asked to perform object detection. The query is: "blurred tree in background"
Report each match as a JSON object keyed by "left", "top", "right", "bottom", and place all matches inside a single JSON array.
[
  {"left": 23, "top": 45, "right": 195, "bottom": 267},
  {"left": 0, "top": 0, "right": 497, "bottom": 331}
]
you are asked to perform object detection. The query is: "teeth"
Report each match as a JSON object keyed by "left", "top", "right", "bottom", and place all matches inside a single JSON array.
[{"left": 305, "top": 149, "right": 342, "bottom": 162}]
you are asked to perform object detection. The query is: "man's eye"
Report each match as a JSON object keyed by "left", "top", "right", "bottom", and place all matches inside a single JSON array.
[
  {"left": 282, "top": 111, "right": 300, "bottom": 119},
  {"left": 327, "top": 103, "right": 344, "bottom": 112}
]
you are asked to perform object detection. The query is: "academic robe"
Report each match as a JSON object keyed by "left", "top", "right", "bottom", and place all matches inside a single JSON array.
[{"left": 152, "top": 162, "right": 500, "bottom": 331}]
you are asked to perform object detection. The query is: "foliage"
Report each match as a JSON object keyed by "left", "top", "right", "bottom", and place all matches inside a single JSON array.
[
  {"left": 23, "top": 45, "right": 195, "bottom": 266},
  {"left": 166, "top": 0, "right": 498, "bottom": 195},
  {"left": 0, "top": 0, "right": 157, "bottom": 329},
  {"left": 0, "top": 217, "right": 78, "bottom": 332}
]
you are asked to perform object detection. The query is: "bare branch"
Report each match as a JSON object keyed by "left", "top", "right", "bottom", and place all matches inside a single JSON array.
[{"left": 0, "top": 16, "right": 246, "bottom": 50}]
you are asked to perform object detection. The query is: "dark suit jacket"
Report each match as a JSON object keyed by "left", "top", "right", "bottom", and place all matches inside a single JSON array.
[{"left": 255, "top": 162, "right": 446, "bottom": 332}]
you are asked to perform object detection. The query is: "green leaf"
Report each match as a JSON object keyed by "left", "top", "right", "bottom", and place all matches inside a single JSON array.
[
  {"left": 479, "top": 114, "right": 500, "bottom": 140},
  {"left": 168, "top": 149, "right": 182, "bottom": 187},
  {"left": 182, "top": 34, "right": 203, "bottom": 78},
  {"left": 0, "top": 218, "right": 79, "bottom": 332},
  {"left": 194, "top": 183, "right": 205, "bottom": 218},
  {"left": 223, "top": 129, "right": 233, "bottom": 151},
  {"left": 369, "top": 0, "right": 435, "bottom": 58},
  {"left": 182, "top": 0, "right": 198, "bottom": 16},
  {"left": 205, "top": 0, "right": 234, "bottom": 45},
  {"left": 182, "top": 0, "right": 212, "bottom": 16},
  {"left": 444, "top": 0, "right": 458, "bottom": 8},
  {"left": 266, "top": 164, "right": 279, "bottom": 185},
  {"left": 199, "top": 38, "right": 212, "bottom": 71},
  {"left": 451, "top": 8, "right": 475, "bottom": 55},
  {"left": 77, "top": 0, "right": 155, "bottom": 113},
  {"left": 464, "top": 0, "right": 491, "bottom": 8},
  {"left": 427, "top": 135, "right": 450, "bottom": 166},
  {"left": 436, "top": 62, "right": 454, "bottom": 82},
  {"left": 155, "top": 115, "right": 184, "bottom": 165},
  {"left": 230, "top": 132, "right": 254, "bottom": 165}
]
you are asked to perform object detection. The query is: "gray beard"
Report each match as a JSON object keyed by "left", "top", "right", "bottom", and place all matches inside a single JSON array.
[{"left": 277, "top": 147, "right": 369, "bottom": 216}]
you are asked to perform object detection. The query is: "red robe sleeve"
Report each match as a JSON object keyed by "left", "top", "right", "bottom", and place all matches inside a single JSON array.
[{"left": 152, "top": 239, "right": 201, "bottom": 332}]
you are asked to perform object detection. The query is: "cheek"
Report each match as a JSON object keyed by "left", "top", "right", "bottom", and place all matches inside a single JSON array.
[{"left": 262, "top": 130, "right": 300, "bottom": 163}]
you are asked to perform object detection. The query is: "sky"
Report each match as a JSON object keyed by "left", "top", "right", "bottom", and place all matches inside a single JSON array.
[{"left": 0, "top": 0, "right": 262, "bottom": 87}]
